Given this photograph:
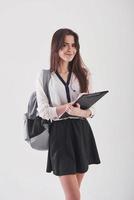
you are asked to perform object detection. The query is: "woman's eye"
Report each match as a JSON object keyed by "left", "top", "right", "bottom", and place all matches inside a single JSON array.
[
  {"left": 72, "top": 44, "right": 76, "bottom": 48},
  {"left": 62, "top": 43, "right": 76, "bottom": 48}
]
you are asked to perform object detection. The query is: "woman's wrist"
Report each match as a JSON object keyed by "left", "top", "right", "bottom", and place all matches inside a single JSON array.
[
  {"left": 56, "top": 104, "right": 67, "bottom": 117},
  {"left": 56, "top": 103, "right": 73, "bottom": 117}
]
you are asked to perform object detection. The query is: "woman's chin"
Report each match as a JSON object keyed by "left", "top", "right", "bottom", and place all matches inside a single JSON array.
[
  {"left": 65, "top": 57, "right": 74, "bottom": 62},
  {"left": 60, "top": 56, "right": 74, "bottom": 63}
]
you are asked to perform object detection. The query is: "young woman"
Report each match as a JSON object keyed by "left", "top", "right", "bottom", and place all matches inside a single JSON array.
[{"left": 35, "top": 28, "right": 100, "bottom": 200}]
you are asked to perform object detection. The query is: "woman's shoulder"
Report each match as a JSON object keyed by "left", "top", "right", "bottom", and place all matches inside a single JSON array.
[{"left": 36, "top": 66, "right": 51, "bottom": 81}]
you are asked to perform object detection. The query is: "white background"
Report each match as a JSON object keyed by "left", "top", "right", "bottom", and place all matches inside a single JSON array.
[{"left": 0, "top": 0, "right": 133, "bottom": 199}]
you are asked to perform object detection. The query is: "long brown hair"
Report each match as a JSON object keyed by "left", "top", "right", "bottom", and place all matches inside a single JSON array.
[{"left": 50, "top": 28, "right": 90, "bottom": 92}]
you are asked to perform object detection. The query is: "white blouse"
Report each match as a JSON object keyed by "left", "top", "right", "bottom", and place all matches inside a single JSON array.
[{"left": 35, "top": 68, "right": 95, "bottom": 122}]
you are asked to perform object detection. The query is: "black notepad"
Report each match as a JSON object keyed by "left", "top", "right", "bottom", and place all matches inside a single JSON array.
[{"left": 60, "top": 90, "right": 109, "bottom": 119}]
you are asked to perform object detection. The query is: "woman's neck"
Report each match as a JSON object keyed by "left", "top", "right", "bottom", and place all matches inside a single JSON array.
[{"left": 58, "top": 61, "right": 69, "bottom": 74}]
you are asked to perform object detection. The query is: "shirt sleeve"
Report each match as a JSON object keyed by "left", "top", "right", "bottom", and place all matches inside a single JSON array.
[
  {"left": 87, "top": 70, "right": 95, "bottom": 118},
  {"left": 35, "top": 70, "right": 59, "bottom": 122}
]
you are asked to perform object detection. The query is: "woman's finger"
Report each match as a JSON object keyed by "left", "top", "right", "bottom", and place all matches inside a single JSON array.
[
  {"left": 76, "top": 103, "right": 80, "bottom": 108},
  {"left": 66, "top": 108, "right": 71, "bottom": 114}
]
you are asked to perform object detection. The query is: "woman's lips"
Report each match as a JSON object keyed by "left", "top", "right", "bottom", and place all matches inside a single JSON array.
[{"left": 65, "top": 54, "right": 73, "bottom": 56}]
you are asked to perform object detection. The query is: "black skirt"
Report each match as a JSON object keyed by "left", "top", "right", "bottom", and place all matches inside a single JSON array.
[{"left": 46, "top": 118, "right": 100, "bottom": 176}]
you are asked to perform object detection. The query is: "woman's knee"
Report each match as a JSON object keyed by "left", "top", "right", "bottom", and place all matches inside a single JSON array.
[{"left": 66, "top": 191, "right": 80, "bottom": 200}]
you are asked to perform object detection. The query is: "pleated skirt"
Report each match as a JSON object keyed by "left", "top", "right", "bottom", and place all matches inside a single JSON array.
[{"left": 46, "top": 118, "right": 101, "bottom": 176}]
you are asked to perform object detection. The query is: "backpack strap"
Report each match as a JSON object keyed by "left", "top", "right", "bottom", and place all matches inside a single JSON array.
[
  {"left": 27, "top": 69, "right": 52, "bottom": 119},
  {"left": 42, "top": 69, "right": 52, "bottom": 106}
]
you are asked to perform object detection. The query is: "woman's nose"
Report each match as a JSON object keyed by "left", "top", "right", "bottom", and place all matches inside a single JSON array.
[{"left": 68, "top": 45, "right": 72, "bottom": 51}]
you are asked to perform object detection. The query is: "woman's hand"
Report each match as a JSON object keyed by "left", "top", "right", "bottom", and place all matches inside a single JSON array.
[
  {"left": 56, "top": 102, "right": 74, "bottom": 117},
  {"left": 66, "top": 103, "right": 92, "bottom": 118}
]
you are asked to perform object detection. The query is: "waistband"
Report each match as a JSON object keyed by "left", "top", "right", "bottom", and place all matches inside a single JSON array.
[{"left": 52, "top": 116, "right": 86, "bottom": 122}]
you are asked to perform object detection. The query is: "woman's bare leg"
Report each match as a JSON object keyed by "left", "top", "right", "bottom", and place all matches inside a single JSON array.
[
  {"left": 76, "top": 172, "right": 85, "bottom": 188},
  {"left": 59, "top": 174, "right": 81, "bottom": 200}
]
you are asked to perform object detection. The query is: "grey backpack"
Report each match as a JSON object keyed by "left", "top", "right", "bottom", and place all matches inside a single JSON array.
[{"left": 24, "top": 69, "right": 52, "bottom": 150}]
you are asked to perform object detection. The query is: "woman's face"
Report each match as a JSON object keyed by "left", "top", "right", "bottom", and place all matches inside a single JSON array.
[{"left": 58, "top": 35, "right": 77, "bottom": 63}]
